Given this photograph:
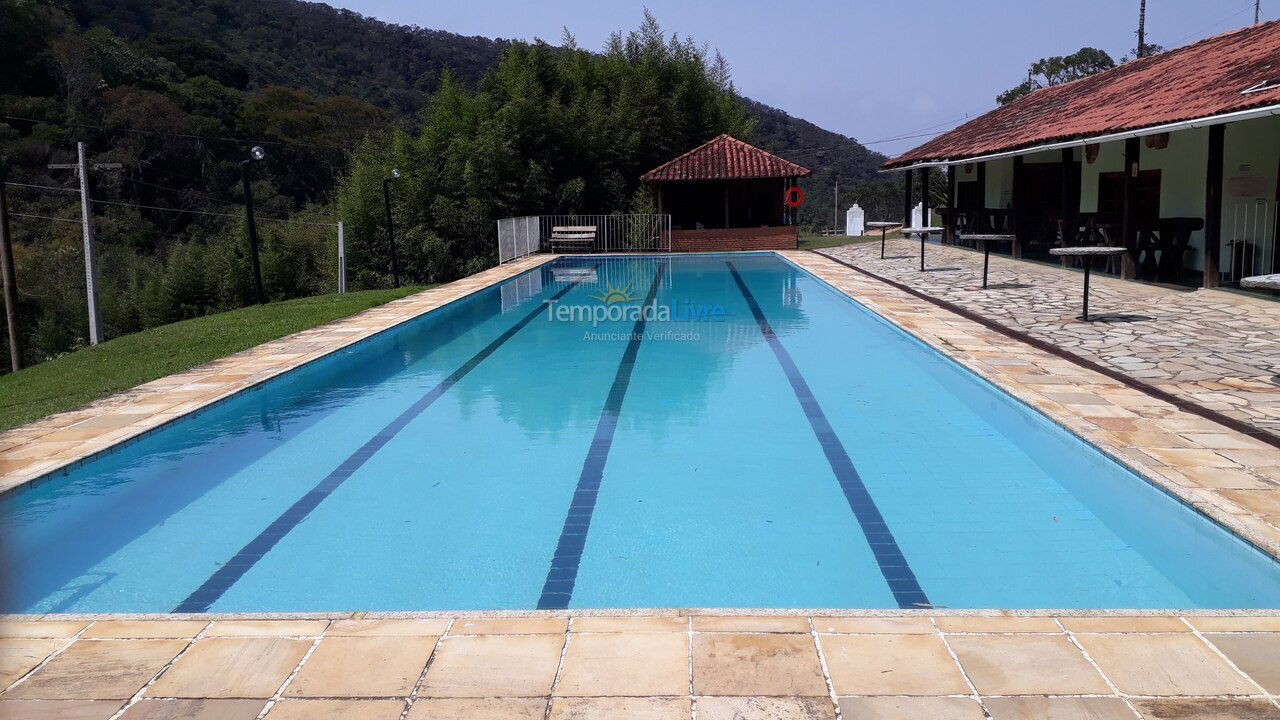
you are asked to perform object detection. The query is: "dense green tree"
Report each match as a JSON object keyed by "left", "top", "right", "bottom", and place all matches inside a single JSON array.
[{"left": 997, "top": 47, "right": 1115, "bottom": 105}]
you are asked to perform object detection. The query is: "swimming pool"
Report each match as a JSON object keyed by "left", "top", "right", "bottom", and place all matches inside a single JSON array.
[{"left": 3, "top": 253, "right": 1279, "bottom": 613}]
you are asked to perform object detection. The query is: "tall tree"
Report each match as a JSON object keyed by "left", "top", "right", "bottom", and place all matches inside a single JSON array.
[{"left": 997, "top": 48, "right": 1116, "bottom": 105}]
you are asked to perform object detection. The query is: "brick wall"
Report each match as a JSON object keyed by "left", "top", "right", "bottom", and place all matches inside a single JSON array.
[{"left": 670, "top": 226, "right": 798, "bottom": 252}]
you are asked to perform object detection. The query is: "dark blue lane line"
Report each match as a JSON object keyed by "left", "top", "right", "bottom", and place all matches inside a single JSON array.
[
  {"left": 537, "top": 261, "right": 668, "bottom": 610},
  {"left": 725, "top": 261, "right": 930, "bottom": 609},
  {"left": 174, "top": 266, "right": 599, "bottom": 613}
]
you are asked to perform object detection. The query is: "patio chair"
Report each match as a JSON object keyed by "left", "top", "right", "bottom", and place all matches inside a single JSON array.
[{"left": 550, "top": 226, "right": 597, "bottom": 253}]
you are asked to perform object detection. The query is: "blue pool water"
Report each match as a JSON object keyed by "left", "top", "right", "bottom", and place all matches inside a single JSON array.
[{"left": 3, "top": 253, "right": 1279, "bottom": 612}]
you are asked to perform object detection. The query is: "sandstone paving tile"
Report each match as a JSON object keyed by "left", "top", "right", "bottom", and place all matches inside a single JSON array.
[
  {"left": 1058, "top": 616, "right": 1190, "bottom": 633},
  {"left": 947, "top": 634, "right": 1109, "bottom": 695},
  {"left": 811, "top": 617, "right": 935, "bottom": 634},
  {"left": 284, "top": 636, "right": 436, "bottom": 697},
  {"left": 569, "top": 616, "right": 686, "bottom": 632},
  {"left": 983, "top": 697, "right": 1135, "bottom": 720},
  {"left": 419, "top": 634, "right": 564, "bottom": 697},
  {"left": 451, "top": 617, "right": 567, "bottom": 635},
  {"left": 1075, "top": 633, "right": 1256, "bottom": 696},
  {"left": 264, "top": 699, "right": 406, "bottom": 720},
  {"left": 1218, "top": 490, "right": 1280, "bottom": 518},
  {"left": 4, "top": 639, "right": 187, "bottom": 700},
  {"left": 81, "top": 622, "right": 207, "bottom": 640},
  {"left": 204, "top": 620, "right": 328, "bottom": 637},
  {"left": 692, "top": 632, "right": 826, "bottom": 697},
  {"left": 1203, "top": 634, "right": 1280, "bottom": 693},
  {"left": 0, "top": 700, "right": 121, "bottom": 719},
  {"left": 837, "top": 696, "right": 986, "bottom": 720},
  {"left": 934, "top": 616, "right": 1060, "bottom": 633},
  {"left": 325, "top": 618, "right": 450, "bottom": 637},
  {"left": 695, "top": 696, "right": 836, "bottom": 720},
  {"left": 819, "top": 634, "right": 970, "bottom": 696},
  {"left": 556, "top": 631, "right": 689, "bottom": 697},
  {"left": 548, "top": 697, "right": 689, "bottom": 720},
  {"left": 1131, "top": 698, "right": 1280, "bottom": 719},
  {"left": 691, "top": 615, "right": 810, "bottom": 633},
  {"left": 1187, "top": 617, "right": 1280, "bottom": 632},
  {"left": 406, "top": 698, "right": 546, "bottom": 720},
  {"left": 117, "top": 698, "right": 266, "bottom": 719},
  {"left": 147, "top": 637, "right": 311, "bottom": 699},
  {"left": 0, "top": 637, "right": 67, "bottom": 688}
]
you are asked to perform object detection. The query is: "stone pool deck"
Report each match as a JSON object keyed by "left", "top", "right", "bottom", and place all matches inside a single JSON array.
[
  {"left": 1, "top": 249, "right": 1279, "bottom": 717},
  {"left": 1, "top": 614, "right": 1279, "bottom": 719}
]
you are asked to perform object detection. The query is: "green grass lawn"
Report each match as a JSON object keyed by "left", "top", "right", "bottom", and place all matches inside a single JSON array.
[
  {"left": 797, "top": 233, "right": 889, "bottom": 250},
  {"left": 0, "top": 287, "right": 426, "bottom": 432}
]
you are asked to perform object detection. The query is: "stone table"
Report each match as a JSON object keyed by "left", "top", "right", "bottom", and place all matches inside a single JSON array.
[
  {"left": 1049, "top": 246, "right": 1128, "bottom": 322},
  {"left": 901, "top": 226, "right": 944, "bottom": 271},
  {"left": 961, "top": 234, "right": 1016, "bottom": 289},
  {"left": 866, "top": 221, "right": 898, "bottom": 259}
]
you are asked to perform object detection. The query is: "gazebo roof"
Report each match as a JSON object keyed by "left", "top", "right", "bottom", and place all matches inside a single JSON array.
[
  {"left": 885, "top": 19, "right": 1280, "bottom": 169},
  {"left": 641, "top": 134, "right": 811, "bottom": 182}
]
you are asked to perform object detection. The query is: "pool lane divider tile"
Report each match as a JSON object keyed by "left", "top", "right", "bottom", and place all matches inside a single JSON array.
[
  {"left": 173, "top": 264, "right": 601, "bottom": 613},
  {"left": 725, "top": 261, "right": 931, "bottom": 610},
  {"left": 537, "top": 261, "right": 668, "bottom": 610}
]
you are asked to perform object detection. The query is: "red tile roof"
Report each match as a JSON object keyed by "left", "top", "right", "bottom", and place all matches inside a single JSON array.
[
  {"left": 885, "top": 19, "right": 1280, "bottom": 169},
  {"left": 641, "top": 134, "right": 811, "bottom": 181}
]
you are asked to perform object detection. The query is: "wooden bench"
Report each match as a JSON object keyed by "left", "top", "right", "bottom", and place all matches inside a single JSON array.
[{"left": 550, "top": 226, "right": 597, "bottom": 253}]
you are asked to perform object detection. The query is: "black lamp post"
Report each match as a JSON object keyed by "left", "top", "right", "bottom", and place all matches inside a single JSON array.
[
  {"left": 382, "top": 168, "right": 401, "bottom": 288},
  {"left": 241, "top": 146, "right": 266, "bottom": 305}
]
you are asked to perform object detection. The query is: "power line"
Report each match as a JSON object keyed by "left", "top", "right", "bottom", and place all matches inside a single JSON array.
[
  {"left": 1171, "top": 1, "right": 1257, "bottom": 45},
  {"left": 2, "top": 115, "right": 360, "bottom": 153},
  {"left": 10, "top": 212, "right": 82, "bottom": 224},
  {"left": 3, "top": 181, "right": 80, "bottom": 194},
  {"left": 88, "top": 197, "right": 336, "bottom": 226}
]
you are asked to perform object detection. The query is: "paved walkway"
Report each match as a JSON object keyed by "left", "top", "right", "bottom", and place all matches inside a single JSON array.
[
  {"left": 1, "top": 614, "right": 1279, "bottom": 720},
  {"left": 822, "top": 241, "right": 1280, "bottom": 439}
]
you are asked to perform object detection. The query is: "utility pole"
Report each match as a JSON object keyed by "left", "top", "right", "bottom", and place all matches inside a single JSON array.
[
  {"left": 833, "top": 180, "right": 839, "bottom": 233},
  {"left": 48, "top": 142, "right": 120, "bottom": 345},
  {"left": 0, "top": 174, "right": 21, "bottom": 371},
  {"left": 1257, "top": 0, "right": 1262, "bottom": 24},
  {"left": 1137, "top": 0, "right": 1147, "bottom": 57}
]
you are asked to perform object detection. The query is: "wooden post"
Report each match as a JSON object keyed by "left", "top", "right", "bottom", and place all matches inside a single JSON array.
[
  {"left": 723, "top": 181, "right": 729, "bottom": 229},
  {"left": 945, "top": 165, "right": 957, "bottom": 243},
  {"left": 1203, "top": 124, "right": 1225, "bottom": 288},
  {"left": 0, "top": 176, "right": 20, "bottom": 371},
  {"left": 1011, "top": 155, "right": 1024, "bottom": 258},
  {"left": 1061, "top": 148, "right": 1075, "bottom": 268},
  {"left": 1121, "top": 137, "right": 1140, "bottom": 279},
  {"left": 919, "top": 167, "right": 932, "bottom": 230},
  {"left": 902, "top": 169, "right": 914, "bottom": 227},
  {"left": 976, "top": 162, "right": 988, "bottom": 232}
]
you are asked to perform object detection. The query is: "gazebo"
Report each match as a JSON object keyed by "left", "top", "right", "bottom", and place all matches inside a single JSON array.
[{"left": 641, "top": 134, "right": 811, "bottom": 251}]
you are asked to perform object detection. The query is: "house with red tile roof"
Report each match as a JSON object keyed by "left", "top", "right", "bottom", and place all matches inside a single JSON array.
[
  {"left": 641, "top": 134, "right": 811, "bottom": 251},
  {"left": 886, "top": 19, "right": 1280, "bottom": 290}
]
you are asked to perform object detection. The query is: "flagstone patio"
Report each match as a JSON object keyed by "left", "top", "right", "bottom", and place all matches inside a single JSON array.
[
  {"left": 819, "top": 240, "right": 1280, "bottom": 438},
  {"left": 1, "top": 614, "right": 1278, "bottom": 720}
]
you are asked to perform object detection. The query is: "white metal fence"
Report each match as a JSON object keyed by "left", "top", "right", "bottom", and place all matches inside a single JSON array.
[
  {"left": 497, "top": 214, "right": 671, "bottom": 262},
  {"left": 496, "top": 215, "right": 540, "bottom": 264},
  {"left": 1222, "top": 199, "right": 1277, "bottom": 285}
]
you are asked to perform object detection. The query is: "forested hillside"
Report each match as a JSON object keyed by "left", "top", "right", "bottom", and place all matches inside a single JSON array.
[{"left": 0, "top": 0, "right": 890, "bottom": 372}]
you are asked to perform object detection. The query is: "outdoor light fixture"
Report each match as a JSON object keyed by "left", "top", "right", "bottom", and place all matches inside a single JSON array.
[
  {"left": 383, "top": 169, "right": 402, "bottom": 288},
  {"left": 241, "top": 147, "right": 267, "bottom": 305}
]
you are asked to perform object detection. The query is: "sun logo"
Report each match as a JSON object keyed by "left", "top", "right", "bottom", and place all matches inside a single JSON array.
[{"left": 589, "top": 283, "right": 639, "bottom": 305}]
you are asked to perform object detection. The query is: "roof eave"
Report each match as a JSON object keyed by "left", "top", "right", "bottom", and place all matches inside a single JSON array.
[{"left": 881, "top": 101, "right": 1280, "bottom": 173}]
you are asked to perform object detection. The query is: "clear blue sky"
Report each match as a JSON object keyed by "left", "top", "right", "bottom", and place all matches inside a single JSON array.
[{"left": 330, "top": 0, "right": 1269, "bottom": 157}]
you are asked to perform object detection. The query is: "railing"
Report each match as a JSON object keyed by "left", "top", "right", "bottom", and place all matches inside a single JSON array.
[
  {"left": 1222, "top": 199, "right": 1277, "bottom": 286},
  {"left": 496, "top": 214, "right": 672, "bottom": 262},
  {"left": 496, "top": 216, "right": 540, "bottom": 264},
  {"left": 539, "top": 214, "right": 671, "bottom": 253}
]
